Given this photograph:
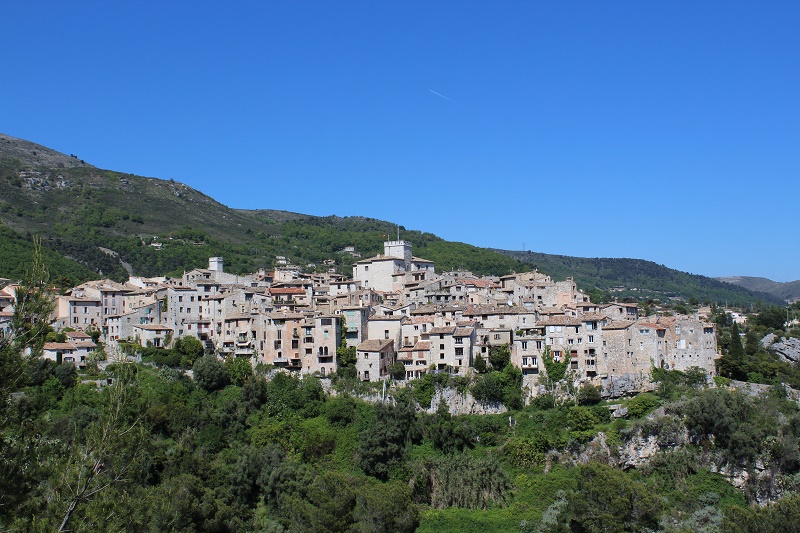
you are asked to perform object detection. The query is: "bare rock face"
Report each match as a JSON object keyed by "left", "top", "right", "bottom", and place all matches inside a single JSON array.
[
  {"left": 427, "top": 387, "right": 507, "bottom": 416},
  {"left": 599, "top": 373, "right": 653, "bottom": 399},
  {"left": 762, "top": 333, "right": 800, "bottom": 363}
]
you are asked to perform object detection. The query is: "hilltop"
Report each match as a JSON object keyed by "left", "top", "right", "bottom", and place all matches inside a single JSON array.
[
  {"left": 717, "top": 276, "right": 800, "bottom": 303},
  {"left": 0, "top": 132, "right": 782, "bottom": 305}
]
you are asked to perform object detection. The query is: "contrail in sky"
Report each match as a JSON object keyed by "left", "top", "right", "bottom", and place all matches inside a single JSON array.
[{"left": 429, "top": 89, "right": 456, "bottom": 103}]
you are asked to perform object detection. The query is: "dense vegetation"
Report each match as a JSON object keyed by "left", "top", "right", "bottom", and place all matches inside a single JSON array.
[{"left": 3, "top": 253, "right": 800, "bottom": 532}]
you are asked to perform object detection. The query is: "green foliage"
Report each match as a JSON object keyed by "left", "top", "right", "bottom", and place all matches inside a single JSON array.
[
  {"left": 541, "top": 345, "right": 567, "bottom": 389},
  {"left": 173, "top": 336, "right": 204, "bottom": 367},
  {"left": 502, "top": 250, "right": 783, "bottom": 306},
  {"left": 566, "top": 462, "right": 663, "bottom": 532},
  {"left": 626, "top": 392, "right": 660, "bottom": 419},
  {"left": 193, "top": 355, "right": 230, "bottom": 392},
  {"left": 752, "top": 305, "right": 789, "bottom": 331},
  {"left": 473, "top": 353, "right": 487, "bottom": 373},
  {"left": 422, "top": 402, "right": 475, "bottom": 454},
  {"left": 225, "top": 356, "right": 254, "bottom": 386},
  {"left": 389, "top": 360, "right": 407, "bottom": 380},
  {"left": 472, "top": 365, "right": 523, "bottom": 409},
  {"left": 411, "top": 454, "right": 511, "bottom": 509},
  {"left": 488, "top": 343, "right": 511, "bottom": 371},
  {"left": 576, "top": 384, "right": 602, "bottom": 405},
  {"left": 358, "top": 400, "right": 420, "bottom": 480}
]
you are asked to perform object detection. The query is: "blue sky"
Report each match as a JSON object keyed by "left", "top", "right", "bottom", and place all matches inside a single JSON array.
[{"left": 2, "top": 1, "right": 798, "bottom": 281}]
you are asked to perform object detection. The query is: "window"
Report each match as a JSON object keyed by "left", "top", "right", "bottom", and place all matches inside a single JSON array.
[
  {"left": 455, "top": 347, "right": 463, "bottom": 356},
  {"left": 494, "top": 334, "right": 501, "bottom": 340},
  {"left": 440, "top": 344, "right": 445, "bottom": 350},
  {"left": 385, "top": 330, "right": 390, "bottom": 339},
  {"left": 588, "top": 335, "right": 594, "bottom": 343},
  {"left": 455, "top": 337, "right": 463, "bottom": 344}
]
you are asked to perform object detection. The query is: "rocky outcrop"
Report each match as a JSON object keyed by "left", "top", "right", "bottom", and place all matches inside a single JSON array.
[
  {"left": 762, "top": 333, "right": 800, "bottom": 364},
  {"left": 426, "top": 387, "right": 507, "bottom": 416},
  {"left": 599, "top": 373, "right": 655, "bottom": 399}
]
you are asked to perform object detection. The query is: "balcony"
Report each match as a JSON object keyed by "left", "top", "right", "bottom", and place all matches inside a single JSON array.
[{"left": 273, "top": 357, "right": 289, "bottom": 364}]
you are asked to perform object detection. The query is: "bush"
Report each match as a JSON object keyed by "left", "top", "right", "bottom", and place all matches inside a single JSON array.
[
  {"left": 576, "top": 384, "right": 602, "bottom": 405},
  {"left": 627, "top": 393, "right": 660, "bottom": 419}
]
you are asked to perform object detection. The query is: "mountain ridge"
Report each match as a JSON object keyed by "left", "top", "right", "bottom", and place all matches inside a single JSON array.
[
  {"left": 717, "top": 276, "right": 800, "bottom": 303},
  {"left": 0, "top": 132, "right": 783, "bottom": 305}
]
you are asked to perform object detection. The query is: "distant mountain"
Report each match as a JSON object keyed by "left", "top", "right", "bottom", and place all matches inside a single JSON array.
[
  {"left": 495, "top": 250, "right": 784, "bottom": 306},
  {"left": 717, "top": 276, "right": 800, "bottom": 303},
  {"left": 0, "top": 132, "right": 784, "bottom": 306}
]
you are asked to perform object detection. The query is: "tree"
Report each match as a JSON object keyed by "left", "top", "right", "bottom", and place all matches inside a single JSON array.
[
  {"left": 719, "top": 322, "right": 746, "bottom": 379},
  {"left": 389, "top": 361, "right": 406, "bottom": 380},
  {"left": 567, "top": 462, "right": 662, "bottom": 532},
  {"left": 173, "top": 336, "right": 204, "bottom": 367},
  {"left": 193, "top": 355, "right": 229, "bottom": 392},
  {"left": 488, "top": 343, "right": 511, "bottom": 371},
  {"left": 753, "top": 306, "right": 788, "bottom": 331},
  {"left": 8, "top": 236, "right": 55, "bottom": 359},
  {"left": 473, "top": 353, "right": 487, "bottom": 373},
  {"left": 51, "top": 362, "right": 146, "bottom": 532},
  {"left": 358, "top": 401, "right": 419, "bottom": 480},
  {"left": 225, "top": 356, "right": 253, "bottom": 386},
  {"left": 577, "top": 384, "right": 602, "bottom": 405}
]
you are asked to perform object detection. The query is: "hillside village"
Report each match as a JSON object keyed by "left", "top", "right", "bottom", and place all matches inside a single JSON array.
[{"left": 1, "top": 239, "right": 719, "bottom": 396}]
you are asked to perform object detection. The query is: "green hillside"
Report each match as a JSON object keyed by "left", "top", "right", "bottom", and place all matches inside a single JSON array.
[
  {"left": 497, "top": 250, "right": 782, "bottom": 306},
  {"left": 0, "top": 132, "right": 782, "bottom": 306}
]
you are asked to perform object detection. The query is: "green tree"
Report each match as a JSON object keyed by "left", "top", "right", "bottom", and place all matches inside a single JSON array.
[
  {"left": 173, "top": 336, "right": 204, "bottom": 367},
  {"left": 193, "top": 355, "right": 230, "bottom": 391},
  {"left": 389, "top": 361, "right": 406, "bottom": 380},
  {"left": 9, "top": 236, "right": 55, "bottom": 359},
  {"left": 567, "top": 462, "right": 663, "bottom": 532},
  {"left": 358, "top": 400, "right": 419, "bottom": 480},
  {"left": 473, "top": 352, "right": 487, "bottom": 373},
  {"left": 488, "top": 343, "right": 511, "bottom": 371}
]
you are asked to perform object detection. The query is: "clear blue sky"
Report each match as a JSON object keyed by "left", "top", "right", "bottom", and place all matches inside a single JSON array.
[{"left": 2, "top": 1, "right": 798, "bottom": 281}]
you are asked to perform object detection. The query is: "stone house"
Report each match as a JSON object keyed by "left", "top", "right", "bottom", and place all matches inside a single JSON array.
[
  {"left": 133, "top": 324, "right": 173, "bottom": 348},
  {"left": 356, "top": 339, "right": 395, "bottom": 382}
]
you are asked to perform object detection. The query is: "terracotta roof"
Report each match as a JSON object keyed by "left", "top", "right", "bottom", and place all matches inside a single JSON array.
[
  {"left": 430, "top": 326, "right": 456, "bottom": 335},
  {"left": 43, "top": 342, "right": 75, "bottom": 350},
  {"left": 458, "top": 278, "right": 497, "bottom": 289},
  {"left": 270, "top": 287, "right": 306, "bottom": 295},
  {"left": 538, "top": 316, "right": 583, "bottom": 327},
  {"left": 134, "top": 324, "right": 173, "bottom": 331},
  {"left": 412, "top": 341, "right": 430, "bottom": 351},
  {"left": 73, "top": 340, "right": 97, "bottom": 348},
  {"left": 66, "top": 331, "right": 92, "bottom": 339},
  {"left": 368, "top": 315, "right": 404, "bottom": 321},
  {"left": 357, "top": 339, "right": 395, "bottom": 351},
  {"left": 602, "top": 320, "right": 635, "bottom": 330},
  {"left": 453, "top": 327, "right": 474, "bottom": 337},
  {"left": 355, "top": 255, "right": 404, "bottom": 264},
  {"left": 407, "top": 316, "right": 434, "bottom": 324},
  {"left": 463, "top": 304, "right": 525, "bottom": 316}
]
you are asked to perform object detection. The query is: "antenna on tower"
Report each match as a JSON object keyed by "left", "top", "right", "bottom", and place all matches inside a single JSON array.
[{"left": 397, "top": 225, "right": 400, "bottom": 241}]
